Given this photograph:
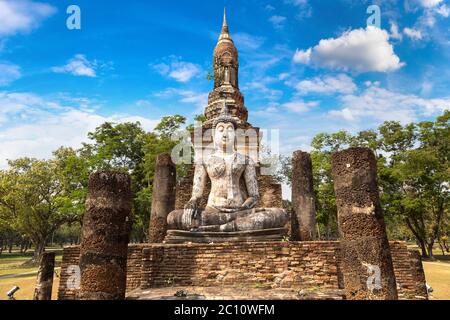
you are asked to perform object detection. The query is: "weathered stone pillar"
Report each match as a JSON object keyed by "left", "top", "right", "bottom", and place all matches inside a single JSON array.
[
  {"left": 148, "top": 153, "right": 176, "bottom": 243},
  {"left": 79, "top": 172, "right": 131, "bottom": 300},
  {"left": 33, "top": 252, "right": 55, "bottom": 300},
  {"left": 292, "top": 150, "right": 317, "bottom": 241},
  {"left": 331, "top": 147, "right": 398, "bottom": 300}
]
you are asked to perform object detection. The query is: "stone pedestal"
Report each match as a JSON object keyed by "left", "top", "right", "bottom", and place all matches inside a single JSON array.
[
  {"left": 79, "top": 172, "right": 131, "bottom": 300},
  {"left": 33, "top": 252, "right": 55, "bottom": 300},
  {"left": 292, "top": 150, "right": 317, "bottom": 241},
  {"left": 331, "top": 148, "right": 398, "bottom": 300},
  {"left": 148, "top": 153, "right": 176, "bottom": 243},
  {"left": 164, "top": 228, "right": 287, "bottom": 244}
]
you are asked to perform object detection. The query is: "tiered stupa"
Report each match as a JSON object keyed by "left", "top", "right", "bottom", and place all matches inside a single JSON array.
[
  {"left": 175, "top": 9, "right": 282, "bottom": 211},
  {"left": 203, "top": 8, "right": 249, "bottom": 128}
]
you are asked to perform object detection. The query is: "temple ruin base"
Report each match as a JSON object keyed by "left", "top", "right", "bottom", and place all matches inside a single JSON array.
[
  {"left": 126, "top": 286, "right": 345, "bottom": 300},
  {"left": 164, "top": 228, "right": 287, "bottom": 244},
  {"left": 58, "top": 241, "right": 427, "bottom": 300}
]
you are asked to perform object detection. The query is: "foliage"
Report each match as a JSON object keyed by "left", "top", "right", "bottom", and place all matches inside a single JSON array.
[
  {"left": 280, "top": 111, "right": 449, "bottom": 255},
  {"left": 0, "top": 157, "right": 80, "bottom": 263},
  {"left": 0, "top": 114, "right": 193, "bottom": 256}
]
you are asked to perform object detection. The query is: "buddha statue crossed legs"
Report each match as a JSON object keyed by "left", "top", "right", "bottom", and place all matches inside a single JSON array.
[{"left": 167, "top": 105, "right": 288, "bottom": 233}]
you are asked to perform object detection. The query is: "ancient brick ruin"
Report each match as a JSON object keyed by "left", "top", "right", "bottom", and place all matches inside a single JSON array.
[
  {"left": 292, "top": 150, "right": 317, "bottom": 241},
  {"left": 148, "top": 153, "right": 176, "bottom": 243},
  {"left": 55, "top": 11, "right": 428, "bottom": 301},
  {"left": 78, "top": 172, "right": 131, "bottom": 300},
  {"left": 331, "top": 148, "right": 398, "bottom": 299},
  {"left": 58, "top": 241, "right": 427, "bottom": 300}
]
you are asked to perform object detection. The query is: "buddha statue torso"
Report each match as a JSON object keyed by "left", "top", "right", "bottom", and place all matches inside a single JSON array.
[{"left": 202, "top": 152, "right": 255, "bottom": 208}]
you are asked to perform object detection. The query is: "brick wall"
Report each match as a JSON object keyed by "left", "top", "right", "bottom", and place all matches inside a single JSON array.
[
  {"left": 140, "top": 242, "right": 340, "bottom": 289},
  {"left": 57, "top": 241, "right": 427, "bottom": 300},
  {"left": 57, "top": 244, "right": 145, "bottom": 300},
  {"left": 390, "top": 242, "right": 428, "bottom": 299}
]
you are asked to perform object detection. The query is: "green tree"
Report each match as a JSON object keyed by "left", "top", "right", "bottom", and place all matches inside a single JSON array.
[
  {"left": 0, "top": 158, "right": 79, "bottom": 264},
  {"left": 384, "top": 113, "right": 449, "bottom": 258},
  {"left": 279, "top": 112, "right": 449, "bottom": 256}
]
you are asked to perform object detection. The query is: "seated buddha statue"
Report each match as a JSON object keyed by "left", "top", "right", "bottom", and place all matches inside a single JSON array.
[{"left": 167, "top": 104, "right": 288, "bottom": 233}]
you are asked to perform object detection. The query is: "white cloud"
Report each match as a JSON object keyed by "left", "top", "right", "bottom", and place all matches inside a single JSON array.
[
  {"left": 293, "top": 48, "right": 311, "bottom": 64},
  {"left": 403, "top": 27, "right": 423, "bottom": 40},
  {"left": 421, "top": 80, "right": 433, "bottom": 96},
  {"left": 282, "top": 100, "right": 319, "bottom": 113},
  {"left": 329, "top": 83, "right": 450, "bottom": 123},
  {"left": 152, "top": 56, "right": 202, "bottom": 83},
  {"left": 285, "top": 0, "right": 312, "bottom": 19},
  {"left": 419, "top": 0, "right": 443, "bottom": 8},
  {"left": 0, "top": 0, "right": 56, "bottom": 36},
  {"left": 233, "top": 33, "right": 265, "bottom": 50},
  {"left": 390, "top": 21, "right": 403, "bottom": 40},
  {"left": 242, "top": 76, "right": 283, "bottom": 101},
  {"left": 269, "top": 15, "right": 287, "bottom": 29},
  {"left": 293, "top": 26, "right": 404, "bottom": 73},
  {"left": 278, "top": 72, "right": 289, "bottom": 81},
  {"left": 0, "top": 92, "right": 159, "bottom": 168},
  {"left": 0, "top": 63, "right": 21, "bottom": 85},
  {"left": 154, "top": 88, "right": 208, "bottom": 109},
  {"left": 436, "top": 4, "right": 450, "bottom": 16},
  {"left": 285, "top": 0, "right": 309, "bottom": 5},
  {"left": 294, "top": 74, "right": 357, "bottom": 95},
  {"left": 51, "top": 54, "right": 97, "bottom": 77}
]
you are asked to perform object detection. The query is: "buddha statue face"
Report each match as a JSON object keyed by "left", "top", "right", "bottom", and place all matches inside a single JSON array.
[{"left": 214, "top": 121, "right": 236, "bottom": 152}]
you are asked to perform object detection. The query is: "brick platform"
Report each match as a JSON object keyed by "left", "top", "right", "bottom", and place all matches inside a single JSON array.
[
  {"left": 57, "top": 241, "right": 427, "bottom": 300},
  {"left": 126, "top": 286, "right": 345, "bottom": 300}
]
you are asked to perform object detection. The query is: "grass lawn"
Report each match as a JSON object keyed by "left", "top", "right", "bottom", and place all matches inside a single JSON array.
[
  {"left": 0, "top": 275, "right": 60, "bottom": 300},
  {"left": 423, "top": 261, "right": 450, "bottom": 300},
  {"left": 0, "top": 247, "right": 63, "bottom": 300},
  {"left": 406, "top": 243, "right": 450, "bottom": 300}
]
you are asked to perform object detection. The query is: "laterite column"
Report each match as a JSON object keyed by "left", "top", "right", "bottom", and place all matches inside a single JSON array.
[
  {"left": 148, "top": 153, "right": 176, "bottom": 243},
  {"left": 331, "top": 148, "right": 397, "bottom": 300},
  {"left": 292, "top": 150, "right": 317, "bottom": 240},
  {"left": 79, "top": 172, "right": 131, "bottom": 300}
]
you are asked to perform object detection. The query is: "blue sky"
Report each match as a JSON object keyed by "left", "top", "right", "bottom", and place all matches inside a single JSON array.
[{"left": 0, "top": 0, "right": 449, "bottom": 169}]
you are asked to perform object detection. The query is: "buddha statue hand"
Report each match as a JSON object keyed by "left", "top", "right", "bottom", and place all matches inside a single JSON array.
[
  {"left": 183, "top": 198, "right": 199, "bottom": 228},
  {"left": 241, "top": 196, "right": 257, "bottom": 210}
]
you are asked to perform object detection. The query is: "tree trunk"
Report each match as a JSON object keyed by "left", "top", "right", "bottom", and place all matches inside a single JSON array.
[
  {"left": 0, "top": 239, "right": 3, "bottom": 255},
  {"left": 8, "top": 240, "right": 13, "bottom": 253},
  {"left": 20, "top": 239, "right": 26, "bottom": 253},
  {"left": 444, "top": 240, "right": 449, "bottom": 252},
  {"left": 32, "top": 241, "right": 46, "bottom": 265},
  {"left": 406, "top": 218, "right": 428, "bottom": 257},
  {"left": 419, "top": 241, "right": 427, "bottom": 258},
  {"left": 427, "top": 243, "right": 435, "bottom": 260},
  {"left": 438, "top": 241, "right": 445, "bottom": 255}
]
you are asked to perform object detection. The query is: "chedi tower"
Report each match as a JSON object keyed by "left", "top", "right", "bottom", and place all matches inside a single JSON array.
[{"left": 174, "top": 8, "right": 283, "bottom": 214}]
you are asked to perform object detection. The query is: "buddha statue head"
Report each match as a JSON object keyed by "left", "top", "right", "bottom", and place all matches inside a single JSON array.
[{"left": 212, "top": 102, "right": 238, "bottom": 153}]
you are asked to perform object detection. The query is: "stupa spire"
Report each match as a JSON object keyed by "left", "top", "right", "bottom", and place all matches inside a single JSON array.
[
  {"left": 218, "top": 7, "right": 232, "bottom": 43},
  {"left": 223, "top": 7, "right": 228, "bottom": 28},
  {"left": 205, "top": 8, "right": 248, "bottom": 126}
]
